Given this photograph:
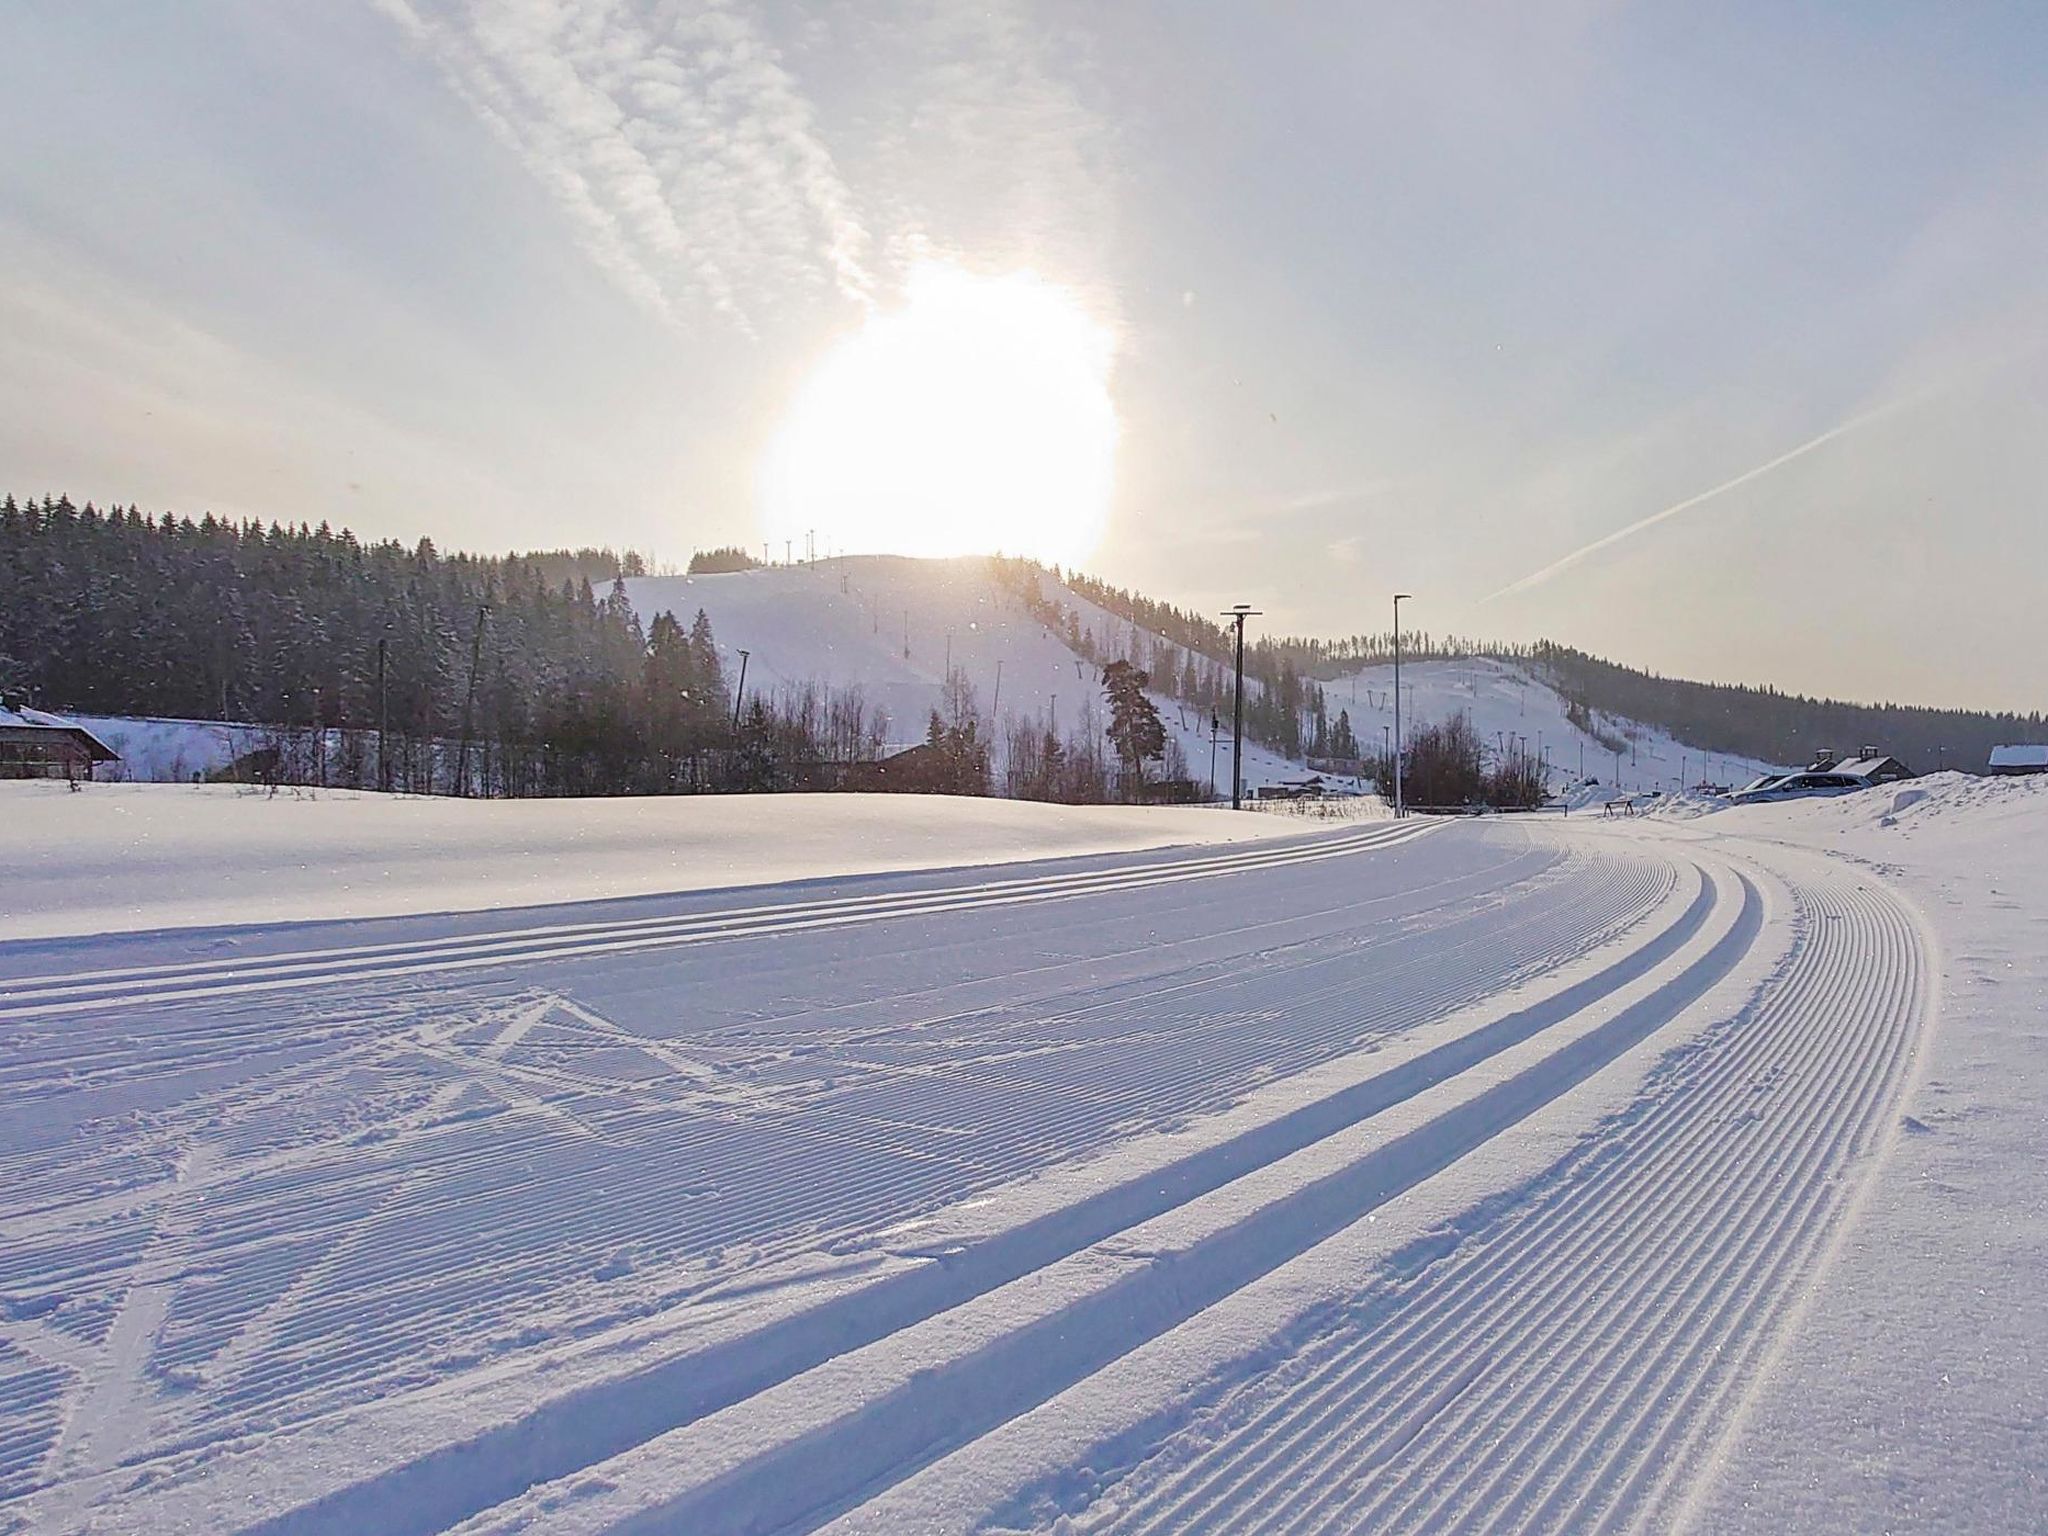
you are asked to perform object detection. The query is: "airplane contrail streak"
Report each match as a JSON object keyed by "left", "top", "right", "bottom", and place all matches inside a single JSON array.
[{"left": 1480, "top": 395, "right": 1913, "bottom": 605}]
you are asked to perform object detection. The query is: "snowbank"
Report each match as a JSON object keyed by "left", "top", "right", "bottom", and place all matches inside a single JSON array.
[
  {"left": 0, "top": 783, "right": 1305, "bottom": 942},
  {"left": 1678, "top": 770, "right": 2048, "bottom": 1531}
]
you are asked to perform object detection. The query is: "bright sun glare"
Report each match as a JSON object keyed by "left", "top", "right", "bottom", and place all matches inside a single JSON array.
[{"left": 759, "top": 265, "right": 1117, "bottom": 566}]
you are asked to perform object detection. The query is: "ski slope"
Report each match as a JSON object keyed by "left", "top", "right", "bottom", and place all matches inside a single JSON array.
[
  {"left": 626, "top": 558, "right": 1334, "bottom": 792},
  {"left": 1324, "top": 653, "right": 1783, "bottom": 797},
  {"left": 4, "top": 775, "right": 2023, "bottom": 1535}
]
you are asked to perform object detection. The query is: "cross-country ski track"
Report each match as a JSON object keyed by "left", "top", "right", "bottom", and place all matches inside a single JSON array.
[{"left": 0, "top": 813, "right": 1932, "bottom": 1536}]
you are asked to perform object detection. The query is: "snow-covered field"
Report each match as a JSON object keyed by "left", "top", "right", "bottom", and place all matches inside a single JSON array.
[
  {"left": 0, "top": 777, "right": 2038, "bottom": 1534},
  {"left": 0, "top": 783, "right": 1300, "bottom": 942}
]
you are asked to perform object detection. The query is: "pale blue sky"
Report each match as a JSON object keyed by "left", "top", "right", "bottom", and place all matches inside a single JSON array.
[{"left": 3, "top": 2, "right": 2043, "bottom": 709}]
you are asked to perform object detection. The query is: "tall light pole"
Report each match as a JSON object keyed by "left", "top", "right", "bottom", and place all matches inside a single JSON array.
[
  {"left": 730, "top": 648, "right": 751, "bottom": 732},
  {"left": 1393, "top": 593, "right": 1412, "bottom": 817},
  {"left": 1223, "top": 605, "right": 1261, "bottom": 809}
]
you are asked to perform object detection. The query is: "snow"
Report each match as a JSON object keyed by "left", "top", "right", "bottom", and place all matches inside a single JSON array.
[
  {"left": 0, "top": 782, "right": 1302, "bottom": 943},
  {"left": 1650, "top": 772, "right": 2048, "bottom": 1533},
  {"left": 1, "top": 767, "right": 2039, "bottom": 1534},
  {"left": 1987, "top": 742, "right": 2048, "bottom": 771},
  {"left": 626, "top": 558, "right": 1345, "bottom": 793},
  {"left": 1324, "top": 653, "right": 1785, "bottom": 797},
  {"left": 52, "top": 566, "right": 1770, "bottom": 806},
  {"left": 58, "top": 713, "right": 268, "bottom": 782}
]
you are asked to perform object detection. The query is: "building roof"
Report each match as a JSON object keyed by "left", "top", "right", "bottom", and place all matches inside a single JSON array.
[
  {"left": 0, "top": 705, "right": 120, "bottom": 760},
  {"left": 1989, "top": 744, "right": 2048, "bottom": 769},
  {"left": 1833, "top": 754, "right": 1908, "bottom": 779}
]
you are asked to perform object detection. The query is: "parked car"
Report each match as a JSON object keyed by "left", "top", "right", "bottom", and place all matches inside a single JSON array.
[{"left": 1728, "top": 771, "right": 1867, "bottom": 805}]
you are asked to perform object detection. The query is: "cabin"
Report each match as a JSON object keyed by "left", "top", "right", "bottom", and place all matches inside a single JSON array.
[
  {"left": 846, "top": 742, "right": 956, "bottom": 794},
  {"left": 1988, "top": 744, "right": 2048, "bottom": 776},
  {"left": 1808, "top": 747, "right": 1913, "bottom": 786},
  {"left": 0, "top": 703, "right": 120, "bottom": 781}
]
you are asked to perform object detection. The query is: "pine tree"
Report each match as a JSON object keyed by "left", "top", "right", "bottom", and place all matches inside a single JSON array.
[{"left": 1102, "top": 659, "right": 1166, "bottom": 791}]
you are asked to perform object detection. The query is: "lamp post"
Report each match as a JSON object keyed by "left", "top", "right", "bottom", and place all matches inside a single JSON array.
[
  {"left": 730, "top": 649, "right": 750, "bottom": 732},
  {"left": 1393, "top": 593, "right": 1412, "bottom": 817},
  {"left": 1223, "top": 605, "right": 1262, "bottom": 809}
]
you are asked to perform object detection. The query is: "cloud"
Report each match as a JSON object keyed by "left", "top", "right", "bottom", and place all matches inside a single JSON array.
[
  {"left": 374, "top": 1, "right": 1117, "bottom": 340},
  {"left": 1478, "top": 393, "right": 1925, "bottom": 605},
  {"left": 374, "top": 0, "right": 874, "bottom": 333}
]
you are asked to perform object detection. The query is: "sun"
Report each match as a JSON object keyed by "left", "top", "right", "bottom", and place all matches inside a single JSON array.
[{"left": 758, "top": 264, "right": 1117, "bottom": 566}]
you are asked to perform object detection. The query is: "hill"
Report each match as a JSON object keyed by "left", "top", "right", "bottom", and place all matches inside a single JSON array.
[{"left": 5, "top": 492, "right": 2030, "bottom": 798}]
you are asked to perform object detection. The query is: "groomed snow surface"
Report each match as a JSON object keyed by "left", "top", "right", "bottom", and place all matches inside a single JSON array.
[
  {"left": 0, "top": 775, "right": 2039, "bottom": 1534},
  {"left": 0, "top": 783, "right": 1315, "bottom": 943}
]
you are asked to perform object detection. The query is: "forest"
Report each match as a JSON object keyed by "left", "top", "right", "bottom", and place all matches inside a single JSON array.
[
  {"left": 7, "top": 495, "right": 2032, "bottom": 797},
  {"left": 0, "top": 495, "right": 869, "bottom": 796}
]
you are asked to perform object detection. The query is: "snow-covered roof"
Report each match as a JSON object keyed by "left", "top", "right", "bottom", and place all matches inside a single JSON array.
[
  {"left": 1834, "top": 755, "right": 1908, "bottom": 779},
  {"left": 1989, "top": 744, "right": 2048, "bottom": 769},
  {"left": 0, "top": 704, "right": 120, "bottom": 758}
]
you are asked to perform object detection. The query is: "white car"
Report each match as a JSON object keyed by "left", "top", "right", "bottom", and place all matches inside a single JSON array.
[{"left": 1728, "top": 770, "right": 1866, "bottom": 805}]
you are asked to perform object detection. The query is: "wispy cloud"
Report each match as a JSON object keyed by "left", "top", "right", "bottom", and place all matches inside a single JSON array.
[
  {"left": 1478, "top": 393, "right": 1923, "bottom": 604},
  {"left": 374, "top": 0, "right": 1115, "bottom": 338},
  {"left": 374, "top": 0, "right": 874, "bottom": 333}
]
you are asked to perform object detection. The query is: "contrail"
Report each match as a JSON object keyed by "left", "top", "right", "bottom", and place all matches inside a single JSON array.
[{"left": 1480, "top": 395, "right": 1913, "bottom": 604}]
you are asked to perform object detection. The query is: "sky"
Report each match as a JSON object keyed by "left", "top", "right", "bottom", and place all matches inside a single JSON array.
[{"left": 3, "top": 1, "right": 2044, "bottom": 712}]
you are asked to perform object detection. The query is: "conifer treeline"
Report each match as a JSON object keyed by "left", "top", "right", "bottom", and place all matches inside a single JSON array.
[
  {"left": 0, "top": 494, "right": 867, "bottom": 795},
  {"left": 1527, "top": 644, "right": 2042, "bottom": 773}
]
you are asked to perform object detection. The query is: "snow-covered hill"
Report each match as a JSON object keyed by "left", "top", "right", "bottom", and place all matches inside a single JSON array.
[
  {"left": 1323, "top": 653, "right": 1784, "bottom": 797},
  {"left": 56, "top": 560, "right": 1785, "bottom": 801},
  {"left": 625, "top": 557, "right": 1313, "bottom": 794},
  {"left": 626, "top": 558, "right": 1782, "bottom": 799}
]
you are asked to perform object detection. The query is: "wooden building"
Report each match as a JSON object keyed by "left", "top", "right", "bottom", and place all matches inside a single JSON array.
[{"left": 0, "top": 704, "right": 120, "bottom": 780}]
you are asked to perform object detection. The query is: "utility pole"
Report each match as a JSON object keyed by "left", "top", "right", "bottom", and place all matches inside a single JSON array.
[
  {"left": 991, "top": 659, "right": 1003, "bottom": 718},
  {"left": 375, "top": 634, "right": 389, "bottom": 794},
  {"left": 455, "top": 604, "right": 488, "bottom": 797},
  {"left": 1208, "top": 712, "right": 1220, "bottom": 800},
  {"left": 1393, "top": 593, "right": 1412, "bottom": 817},
  {"left": 1223, "top": 605, "right": 1261, "bottom": 809},
  {"left": 730, "top": 649, "right": 751, "bottom": 732}
]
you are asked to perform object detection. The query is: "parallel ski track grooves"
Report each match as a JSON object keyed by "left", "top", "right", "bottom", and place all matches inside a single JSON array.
[
  {"left": 593, "top": 876, "right": 1763, "bottom": 1536},
  {"left": 0, "top": 836, "right": 1554, "bottom": 1111},
  {"left": 1084, "top": 869, "right": 1922, "bottom": 1536},
  {"left": 190, "top": 852, "right": 1665, "bottom": 1435},
  {"left": 235, "top": 860, "right": 1723, "bottom": 1536},
  {"left": 0, "top": 839, "right": 1667, "bottom": 1516},
  {"left": 0, "top": 825, "right": 1432, "bottom": 1019}
]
